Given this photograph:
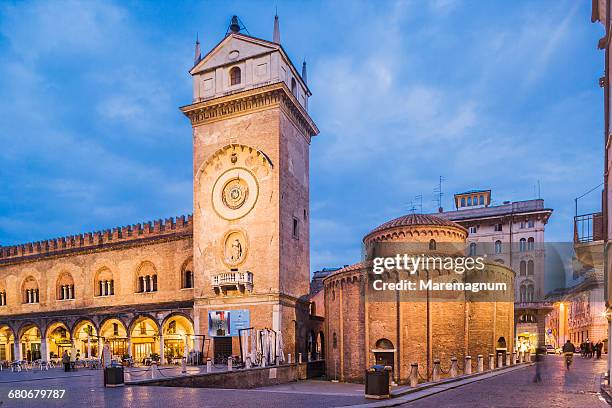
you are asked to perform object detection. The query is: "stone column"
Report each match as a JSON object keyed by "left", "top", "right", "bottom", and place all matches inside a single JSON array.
[
  {"left": 127, "top": 338, "right": 132, "bottom": 358},
  {"left": 477, "top": 355, "right": 483, "bottom": 372},
  {"left": 432, "top": 359, "right": 441, "bottom": 382},
  {"left": 98, "top": 337, "right": 103, "bottom": 358},
  {"left": 106, "top": 281, "right": 111, "bottom": 296},
  {"left": 68, "top": 285, "right": 73, "bottom": 299},
  {"left": 505, "top": 353, "right": 511, "bottom": 367},
  {"left": 41, "top": 338, "right": 49, "bottom": 362},
  {"left": 87, "top": 335, "right": 91, "bottom": 358},
  {"left": 489, "top": 354, "right": 495, "bottom": 370},
  {"left": 464, "top": 356, "right": 472, "bottom": 374},
  {"left": 159, "top": 335, "right": 165, "bottom": 365},
  {"left": 14, "top": 341, "right": 21, "bottom": 361},
  {"left": 497, "top": 353, "right": 503, "bottom": 368},
  {"left": 409, "top": 363, "right": 418, "bottom": 387},
  {"left": 450, "top": 357, "right": 458, "bottom": 378}
]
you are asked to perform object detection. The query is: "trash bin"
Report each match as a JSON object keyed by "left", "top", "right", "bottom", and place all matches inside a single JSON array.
[
  {"left": 365, "top": 365, "right": 391, "bottom": 399},
  {"left": 104, "top": 362, "right": 125, "bottom": 387}
]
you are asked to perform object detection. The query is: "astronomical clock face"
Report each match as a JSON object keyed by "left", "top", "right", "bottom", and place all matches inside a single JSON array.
[{"left": 211, "top": 167, "right": 259, "bottom": 220}]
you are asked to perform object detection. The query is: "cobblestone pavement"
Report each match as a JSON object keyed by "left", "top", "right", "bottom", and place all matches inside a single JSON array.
[
  {"left": 0, "top": 366, "right": 368, "bottom": 408},
  {"left": 399, "top": 355, "right": 609, "bottom": 407}
]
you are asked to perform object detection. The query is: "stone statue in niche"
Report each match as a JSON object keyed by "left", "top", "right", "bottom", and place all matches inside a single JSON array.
[{"left": 224, "top": 230, "right": 247, "bottom": 266}]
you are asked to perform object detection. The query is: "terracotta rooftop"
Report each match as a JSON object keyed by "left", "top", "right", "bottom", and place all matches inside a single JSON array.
[{"left": 367, "top": 213, "right": 466, "bottom": 236}]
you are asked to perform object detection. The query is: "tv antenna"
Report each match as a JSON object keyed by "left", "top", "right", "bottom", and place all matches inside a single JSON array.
[{"left": 433, "top": 176, "right": 445, "bottom": 212}]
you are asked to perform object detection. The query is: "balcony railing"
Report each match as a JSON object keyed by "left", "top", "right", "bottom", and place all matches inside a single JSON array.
[
  {"left": 574, "top": 212, "right": 603, "bottom": 243},
  {"left": 211, "top": 271, "right": 253, "bottom": 294}
]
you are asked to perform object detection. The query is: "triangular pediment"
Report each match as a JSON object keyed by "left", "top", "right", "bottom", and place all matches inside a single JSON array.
[{"left": 191, "top": 33, "right": 280, "bottom": 75}]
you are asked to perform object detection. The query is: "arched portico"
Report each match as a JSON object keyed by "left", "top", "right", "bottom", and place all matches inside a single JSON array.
[
  {"left": 129, "top": 315, "right": 160, "bottom": 363},
  {"left": 73, "top": 320, "right": 98, "bottom": 358},
  {"left": 0, "top": 325, "right": 15, "bottom": 361},
  {"left": 161, "top": 314, "right": 194, "bottom": 364},
  {"left": 19, "top": 323, "right": 42, "bottom": 361},
  {"left": 99, "top": 318, "right": 128, "bottom": 359},
  {"left": 46, "top": 322, "right": 71, "bottom": 360}
]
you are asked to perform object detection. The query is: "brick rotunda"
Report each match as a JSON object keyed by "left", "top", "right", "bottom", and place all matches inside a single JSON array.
[{"left": 323, "top": 214, "right": 515, "bottom": 383}]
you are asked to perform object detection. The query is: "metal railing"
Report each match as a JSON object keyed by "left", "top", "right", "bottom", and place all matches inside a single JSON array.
[{"left": 574, "top": 212, "right": 603, "bottom": 243}]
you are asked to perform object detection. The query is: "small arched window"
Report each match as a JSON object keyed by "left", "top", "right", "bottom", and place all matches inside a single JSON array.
[
  {"left": 291, "top": 78, "right": 297, "bottom": 96},
  {"left": 429, "top": 239, "right": 436, "bottom": 250},
  {"left": 520, "top": 260, "right": 526, "bottom": 276},
  {"left": 461, "top": 197, "right": 466, "bottom": 207},
  {"left": 469, "top": 243, "right": 477, "bottom": 256},
  {"left": 22, "top": 277, "right": 40, "bottom": 304},
  {"left": 519, "top": 238, "right": 527, "bottom": 252},
  {"left": 230, "top": 66, "right": 241, "bottom": 86},
  {"left": 527, "top": 237, "right": 535, "bottom": 251},
  {"left": 527, "top": 260, "right": 534, "bottom": 275},
  {"left": 494, "top": 240, "right": 502, "bottom": 254}
]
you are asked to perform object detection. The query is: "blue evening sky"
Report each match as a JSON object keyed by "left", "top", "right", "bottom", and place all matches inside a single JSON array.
[{"left": 0, "top": 0, "right": 605, "bottom": 272}]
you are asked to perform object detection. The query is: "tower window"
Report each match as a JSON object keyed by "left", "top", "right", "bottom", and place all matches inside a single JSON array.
[
  {"left": 230, "top": 66, "right": 241, "bottom": 86},
  {"left": 292, "top": 217, "right": 299, "bottom": 239},
  {"left": 291, "top": 78, "right": 297, "bottom": 96}
]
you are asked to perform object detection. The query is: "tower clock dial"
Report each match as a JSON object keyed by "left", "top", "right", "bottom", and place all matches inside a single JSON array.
[{"left": 211, "top": 168, "right": 259, "bottom": 220}]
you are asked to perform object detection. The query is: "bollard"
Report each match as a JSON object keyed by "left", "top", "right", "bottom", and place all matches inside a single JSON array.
[
  {"left": 409, "top": 363, "right": 418, "bottom": 387},
  {"left": 276, "top": 356, "right": 280, "bottom": 366},
  {"left": 298, "top": 353, "right": 303, "bottom": 364},
  {"left": 477, "top": 355, "right": 484, "bottom": 373},
  {"left": 450, "top": 357, "right": 458, "bottom": 378},
  {"left": 519, "top": 351, "right": 524, "bottom": 363},
  {"left": 512, "top": 352, "right": 517, "bottom": 365},
  {"left": 287, "top": 353, "right": 292, "bottom": 364},
  {"left": 308, "top": 352, "right": 312, "bottom": 362},
  {"left": 497, "top": 353, "right": 503, "bottom": 368},
  {"left": 246, "top": 356, "right": 252, "bottom": 369},
  {"left": 432, "top": 359, "right": 441, "bottom": 382},
  {"left": 526, "top": 350, "right": 531, "bottom": 362},
  {"left": 488, "top": 354, "right": 495, "bottom": 370},
  {"left": 206, "top": 358, "right": 212, "bottom": 373},
  {"left": 506, "top": 353, "right": 511, "bottom": 367},
  {"left": 227, "top": 356, "right": 233, "bottom": 371},
  {"left": 464, "top": 356, "right": 472, "bottom": 375},
  {"left": 151, "top": 361, "right": 157, "bottom": 379},
  {"left": 181, "top": 357, "right": 187, "bottom": 373}
]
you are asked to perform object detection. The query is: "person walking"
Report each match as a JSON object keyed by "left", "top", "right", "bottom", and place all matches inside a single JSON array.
[
  {"left": 596, "top": 341, "right": 603, "bottom": 359},
  {"left": 62, "top": 350, "right": 70, "bottom": 372},
  {"left": 533, "top": 347, "right": 545, "bottom": 382}
]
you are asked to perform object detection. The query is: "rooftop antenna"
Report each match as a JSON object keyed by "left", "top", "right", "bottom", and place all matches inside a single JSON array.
[
  {"left": 433, "top": 176, "right": 445, "bottom": 213},
  {"left": 537, "top": 180, "right": 541, "bottom": 199},
  {"left": 415, "top": 195, "right": 423, "bottom": 213}
]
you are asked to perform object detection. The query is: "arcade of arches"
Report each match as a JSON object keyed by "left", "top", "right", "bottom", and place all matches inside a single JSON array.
[{"left": 0, "top": 314, "right": 195, "bottom": 364}]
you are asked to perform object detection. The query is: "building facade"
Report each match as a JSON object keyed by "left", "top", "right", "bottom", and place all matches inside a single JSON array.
[
  {"left": 437, "top": 190, "right": 553, "bottom": 352},
  {"left": 324, "top": 213, "right": 515, "bottom": 383},
  {"left": 0, "top": 16, "right": 320, "bottom": 366},
  {"left": 592, "top": 0, "right": 612, "bottom": 376}
]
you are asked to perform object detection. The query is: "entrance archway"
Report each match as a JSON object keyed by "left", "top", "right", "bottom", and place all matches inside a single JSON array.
[
  {"left": 373, "top": 338, "right": 395, "bottom": 368},
  {"left": 129, "top": 316, "right": 159, "bottom": 363},
  {"left": 162, "top": 315, "right": 194, "bottom": 363},
  {"left": 99, "top": 318, "right": 128, "bottom": 359},
  {"left": 20, "top": 324, "right": 42, "bottom": 362},
  {"left": 46, "top": 322, "right": 71, "bottom": 360},
  {"left": 0, "top": 326, "right": 14, "bottom": 361},
  {"left": 73, "top": 321, "right": 98, "bottom": 358}
]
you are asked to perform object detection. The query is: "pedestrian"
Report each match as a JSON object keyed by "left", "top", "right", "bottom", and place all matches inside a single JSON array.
[
  {"left": 62, "top": 350, "right": 70, "bottom": 372},
  {"left": 589, "top": 341, "right": 595, "bottom": 358},
  {"left": 533, "top": 346, "right": 545, "bottom": 383},
  {"left": 596, "top": 341, "right": 603, "bottom": 359}
]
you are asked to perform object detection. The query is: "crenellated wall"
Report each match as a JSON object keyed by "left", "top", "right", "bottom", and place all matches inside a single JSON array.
[{"left": 0, "top": 215, "right": 192, "bottom": 264}]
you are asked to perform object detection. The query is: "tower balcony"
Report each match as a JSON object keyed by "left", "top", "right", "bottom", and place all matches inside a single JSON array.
[{"left": 211, "top": 271, "right": 253, "bottom": 294}]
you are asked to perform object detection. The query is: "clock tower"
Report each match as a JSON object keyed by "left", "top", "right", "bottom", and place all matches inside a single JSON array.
[{"left": 181, "top": 16, "right": 319, "bottom": 359}]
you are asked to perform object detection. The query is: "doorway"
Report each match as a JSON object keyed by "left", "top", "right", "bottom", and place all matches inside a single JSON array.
[{"left": 213, "top": 337, "right": 232, "bottom": 363}]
